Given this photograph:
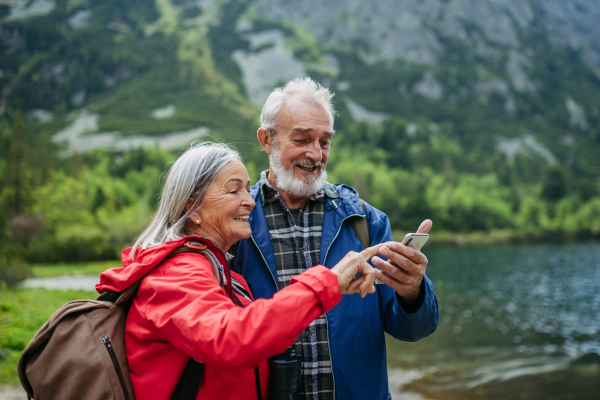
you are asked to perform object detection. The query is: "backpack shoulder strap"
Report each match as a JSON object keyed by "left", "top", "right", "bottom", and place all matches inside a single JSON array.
[
  {"left": 114, "top": 243, "right": 215, "bottom": 400},
  {"left": 113, "top": 244, "right": 220, "bottom": 306},
  {"left": 348, "top": 199, "right": 370, "bottom": 249}
]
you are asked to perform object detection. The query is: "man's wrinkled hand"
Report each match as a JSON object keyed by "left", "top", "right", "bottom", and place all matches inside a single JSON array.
[{"left": 372, "top": 219, "right": 432, "bottom": 304}]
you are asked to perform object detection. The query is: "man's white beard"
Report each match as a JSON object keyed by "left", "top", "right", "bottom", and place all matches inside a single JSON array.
[{"left": 269, "top": 143, "right": 328, "bottom": 198}]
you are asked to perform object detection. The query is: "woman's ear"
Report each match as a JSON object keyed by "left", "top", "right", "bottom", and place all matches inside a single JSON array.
[
  {"left": 190, "top": 212, "right": 201, "bottom": 225},
  {"left": 184, "top": 197, "right": 194, "bottom": 212},
  {"left": 185, "top": 198, "right": 201, "bottom": 225}
]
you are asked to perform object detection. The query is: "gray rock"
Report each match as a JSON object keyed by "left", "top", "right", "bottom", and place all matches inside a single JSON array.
[
  {"left": 250, "top": 0, "right": 600, "bottom": 70},
  {"left": 565, "top": 96, "right": 588, "bottom": 130},
  {"left": 413, "top": 72, "right": 443, "bottom": 100},
  {"left": 68, "top": 9, "right": 92, "bottom": 30}
]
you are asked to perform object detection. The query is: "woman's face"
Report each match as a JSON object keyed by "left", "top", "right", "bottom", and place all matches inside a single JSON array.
[{"left": 189, "top": 159, "right": 255, "bottom": 251}]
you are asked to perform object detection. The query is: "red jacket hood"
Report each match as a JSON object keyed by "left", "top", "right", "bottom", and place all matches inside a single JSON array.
[{"left": 96, "top": 236, "right": 227, "bottom": 294}]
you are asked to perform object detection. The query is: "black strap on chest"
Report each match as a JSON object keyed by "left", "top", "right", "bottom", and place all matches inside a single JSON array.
[
  {"left": 171, "top": 359, "right": 205, "bottom": 400},
  {"left": 347, "top": 199, "right": 370, "bottom": 249},
  {"left": 164, "top": 247, "right": 209, "bottom": 400}
]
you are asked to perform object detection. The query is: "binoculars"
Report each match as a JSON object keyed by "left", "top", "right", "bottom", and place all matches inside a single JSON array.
[{"left": 269, "top": 346, "right": 301, "bottom": 400}]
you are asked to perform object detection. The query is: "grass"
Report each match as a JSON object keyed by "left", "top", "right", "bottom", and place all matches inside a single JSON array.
[
  {"left": 0, "top": 260, "right": 120, "bottom": 385},
  {"left": 31, "top": 260, "right": 121, "bottom": 278},
  {"left": 0, "top": 287, "right": 97, "bottom": 385}
]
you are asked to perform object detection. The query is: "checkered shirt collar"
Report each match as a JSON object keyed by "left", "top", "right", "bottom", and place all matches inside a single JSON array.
[{"left": 258, "top": 170, "right": 339, "bottom": 205}]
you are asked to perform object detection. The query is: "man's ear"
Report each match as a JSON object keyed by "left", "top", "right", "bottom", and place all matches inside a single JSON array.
[{"left": 257, "top": 128, "right": 273, "bottom": 155}]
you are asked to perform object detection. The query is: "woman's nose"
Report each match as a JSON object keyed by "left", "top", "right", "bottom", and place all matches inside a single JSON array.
[{"left": 242, "top": 192, "right": 255, "bottom": 209}]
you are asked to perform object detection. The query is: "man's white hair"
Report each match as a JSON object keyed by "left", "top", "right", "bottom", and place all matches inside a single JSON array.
[{"left": 260, "top": 77, "right": 335, "bottom": 134}]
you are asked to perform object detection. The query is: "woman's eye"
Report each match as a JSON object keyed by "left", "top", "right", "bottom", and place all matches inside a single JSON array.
[{"left": 229, "top": 190, "right": 238, "bottom": 194}]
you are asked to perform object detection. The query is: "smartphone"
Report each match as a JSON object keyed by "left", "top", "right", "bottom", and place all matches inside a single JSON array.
[
  {"left": 375, "top": 233, "right": 429, "bottom": 284},
  {"left": 401, "top": 233, "right": 429, "bottom": 251}
]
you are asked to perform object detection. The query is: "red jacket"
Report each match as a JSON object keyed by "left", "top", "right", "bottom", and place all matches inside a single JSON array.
[{"left": 96, "top": 236, "right": 341, "bottom": 400}]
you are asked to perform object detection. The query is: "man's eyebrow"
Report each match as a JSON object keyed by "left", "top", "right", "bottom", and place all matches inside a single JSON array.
[
  {"left": 292, "top": 127, "right": 335, "bottom": 136},
  {"left": 292, "top": 127, "right": 311, "bottom": 133}
]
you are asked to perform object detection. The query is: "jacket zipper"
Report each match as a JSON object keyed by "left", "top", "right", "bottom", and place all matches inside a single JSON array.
[
  {"left": 102, "top": 335, "right": 130, "bottom": 400},
  {"left": 250, "top": 235, "right": 279, "bottom": 291},
  {"left": 322, "top": 213, "right": 363, "bottom": 266},
  {"left": 322, "top": 212, "right": 365, "bottom": 400}
]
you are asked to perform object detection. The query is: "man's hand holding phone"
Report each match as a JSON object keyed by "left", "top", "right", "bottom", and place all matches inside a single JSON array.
[{"left": 372, "top": 219, "right": 432, "bottom": 305}]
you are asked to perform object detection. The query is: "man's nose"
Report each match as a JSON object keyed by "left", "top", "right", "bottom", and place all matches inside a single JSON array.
[{"left": 305, "top": 140, "right": 323, "bottom": 162}]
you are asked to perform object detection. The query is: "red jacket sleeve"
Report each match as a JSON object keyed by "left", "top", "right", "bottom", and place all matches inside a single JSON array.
[{"left": 137, "top": 254, "right": 341, "bottom": 374}]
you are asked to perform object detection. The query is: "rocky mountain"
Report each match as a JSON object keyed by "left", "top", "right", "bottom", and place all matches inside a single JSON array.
[
  {"left": 1, "top": 0, "right": 600, "bottom": 255},
  {"left": 1, "top": 0, "right": 599, "bottom": 177}
]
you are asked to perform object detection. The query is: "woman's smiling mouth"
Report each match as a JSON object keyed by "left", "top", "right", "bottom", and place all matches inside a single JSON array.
[{"left": 234, "top": 215, "right": 250, "bottom": 222}]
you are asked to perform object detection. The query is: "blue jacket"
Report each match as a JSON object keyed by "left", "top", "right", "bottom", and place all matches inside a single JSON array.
[{"left": 231, "top": 182, "right": 439, "bottom": 400}]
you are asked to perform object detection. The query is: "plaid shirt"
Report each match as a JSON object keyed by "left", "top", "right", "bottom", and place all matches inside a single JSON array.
[{"left": 259, "top": 171, "right": 338, "bottom": 400}]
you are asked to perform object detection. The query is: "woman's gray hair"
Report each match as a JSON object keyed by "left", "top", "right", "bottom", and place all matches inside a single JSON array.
[
  {"left": 260, "top": 77, "right": 335, "bottom": 134},
  {"left": 130, "top": 141, "right": 241, "bottom": 260}
]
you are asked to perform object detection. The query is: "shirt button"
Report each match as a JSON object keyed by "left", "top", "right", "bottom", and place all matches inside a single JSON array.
[{"left": 304, "top": 331, "right": 311, "bottom": 338}]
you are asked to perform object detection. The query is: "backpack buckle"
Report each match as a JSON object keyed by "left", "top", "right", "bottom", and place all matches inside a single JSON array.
[{"left": 184, "top": 239, "right": 208, "bottom": 250}]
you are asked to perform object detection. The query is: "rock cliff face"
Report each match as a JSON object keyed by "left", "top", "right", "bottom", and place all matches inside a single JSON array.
[
  {"left": 0, "top": 0, "right": 599, "bottom": 177},
  {"left": 252, "top": 0, "right": 600, "bottom": 70}
]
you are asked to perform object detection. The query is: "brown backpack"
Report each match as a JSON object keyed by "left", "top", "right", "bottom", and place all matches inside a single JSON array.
[{"left": 18, "top": 245, "right": 216, "bottom": 400}]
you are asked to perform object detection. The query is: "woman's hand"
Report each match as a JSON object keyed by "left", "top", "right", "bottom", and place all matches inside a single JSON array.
[{"left": 330, "top": 245, "right": 382, "bottom": 297}]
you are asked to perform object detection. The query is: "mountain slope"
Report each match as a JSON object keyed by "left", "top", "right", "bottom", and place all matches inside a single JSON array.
[{"left": 0, "top": 0, "right": 599, "bottom": 254}]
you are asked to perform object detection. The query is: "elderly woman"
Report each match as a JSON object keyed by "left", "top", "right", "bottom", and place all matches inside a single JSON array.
[{"left": 96, "top": 143, "right": 379, "bottom": 400}]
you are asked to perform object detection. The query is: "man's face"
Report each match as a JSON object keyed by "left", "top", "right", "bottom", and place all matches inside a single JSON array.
[{"left": 268, "top": 98, "right": 333, "bottom": 196}]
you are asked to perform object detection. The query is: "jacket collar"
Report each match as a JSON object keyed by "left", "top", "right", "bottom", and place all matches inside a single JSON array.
[
  {"left": 96, "top": 235, "right": 233, "bottom": 295},
  {"left": 249, "top": 181, "right": 365, "bottom": 271}
]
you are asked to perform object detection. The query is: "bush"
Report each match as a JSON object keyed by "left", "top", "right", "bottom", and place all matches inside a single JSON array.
[{"left": 0, "top": 257, "right": 32, "bottom": 288}]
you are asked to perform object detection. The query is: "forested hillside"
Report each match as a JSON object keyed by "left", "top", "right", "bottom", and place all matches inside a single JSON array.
[{"left": 1, "top": 0, "right": 599, "bottom": 263}]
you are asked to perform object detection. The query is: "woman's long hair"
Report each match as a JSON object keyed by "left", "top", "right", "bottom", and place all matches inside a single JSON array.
[{"left": 130, "top": 141, "right": 241, "bottom": 260}]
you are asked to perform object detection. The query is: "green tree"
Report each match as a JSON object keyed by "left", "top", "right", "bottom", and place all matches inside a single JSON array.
[{"left": 1, "top": 112, "right": 33, "bottom": 217}]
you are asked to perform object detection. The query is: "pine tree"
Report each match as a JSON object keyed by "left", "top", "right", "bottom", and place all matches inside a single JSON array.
[{"left": 2, "top": 111, "right": 33, "bottom": 217}]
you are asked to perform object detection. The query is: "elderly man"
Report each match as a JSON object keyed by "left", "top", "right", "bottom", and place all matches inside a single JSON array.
[{"left": 230, "top": 78, "right": 438, "bottom": 400}]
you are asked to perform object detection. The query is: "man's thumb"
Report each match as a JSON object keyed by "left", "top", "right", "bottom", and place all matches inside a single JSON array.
[{"left": 416, "top": 219, "right": 432, "bottom": 234}]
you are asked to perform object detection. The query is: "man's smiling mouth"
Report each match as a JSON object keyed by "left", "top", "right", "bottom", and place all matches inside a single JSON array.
[{"left": 296, "top": 164, "right": 316, "bottom": 171}]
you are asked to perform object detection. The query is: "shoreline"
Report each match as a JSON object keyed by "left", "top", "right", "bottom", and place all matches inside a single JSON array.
[{"left": 393, "top": 229, "right": 600, "bottom": 247}]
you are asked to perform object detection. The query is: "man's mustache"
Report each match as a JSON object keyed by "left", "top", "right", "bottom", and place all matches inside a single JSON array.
[{"left": 292, "top": 159, "right": 324, "bottom": 168}]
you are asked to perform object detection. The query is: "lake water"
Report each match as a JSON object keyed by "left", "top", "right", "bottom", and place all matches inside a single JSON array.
[{"left": 386, "top": 243, "right": 600, "bottom": 400}]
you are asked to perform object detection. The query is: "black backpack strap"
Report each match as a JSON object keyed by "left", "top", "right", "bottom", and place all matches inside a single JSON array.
[
  {"left": 254, "top": 366, "right": 263, "bottom": 400},
  {"left": 348, "top": 199, "right": 370, "bottom": 249},
  {"left": 171, "top": 358, "right": 205, "bottom": 400}
]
